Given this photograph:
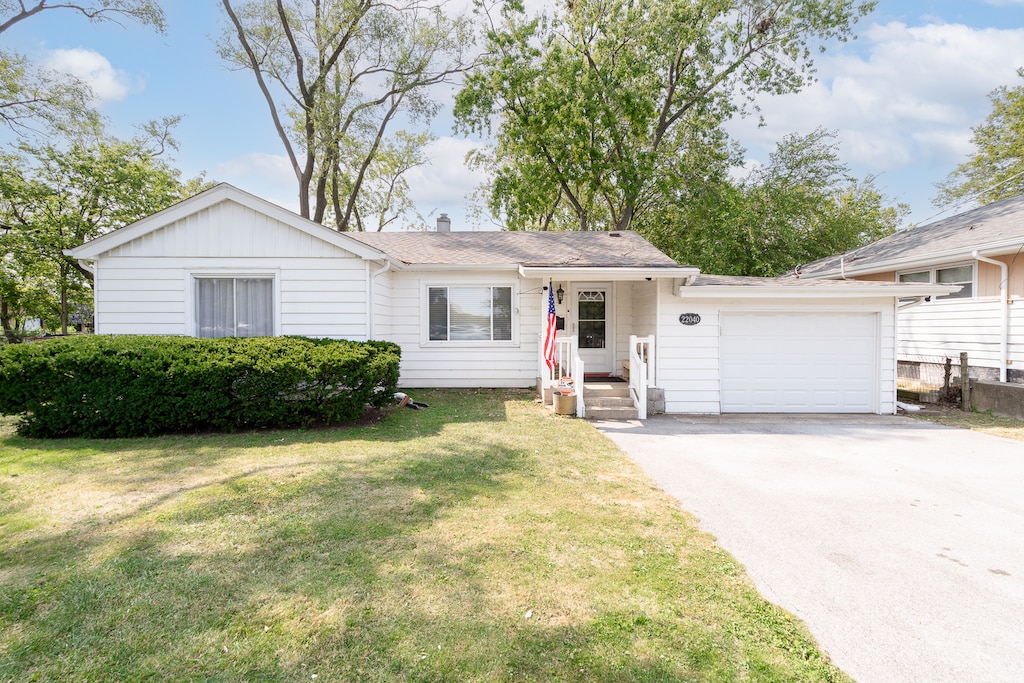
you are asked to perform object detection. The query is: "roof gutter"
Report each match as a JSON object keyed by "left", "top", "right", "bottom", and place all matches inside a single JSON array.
[{"left": 973, "top": 250, "right": 1009, "bottom": 382}]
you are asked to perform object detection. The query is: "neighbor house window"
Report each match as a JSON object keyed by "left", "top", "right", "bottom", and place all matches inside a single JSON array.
[
  {"left": 195, "top": 277, "right": 274, "bottom": 338},
  {"left": 898, "top": 265, "right": 974, "bottom": 299},
  {"left": 428, "top": 286, "right": 512, "bottom": 341}
]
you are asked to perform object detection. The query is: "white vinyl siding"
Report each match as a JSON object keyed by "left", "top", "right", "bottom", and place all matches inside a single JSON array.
[
  {"left": 658, "top": 288, "right": 896, "bottom": 415},
  {"left": 87, "top": 198, "right": 372, "bottom": 339},
  {"left": 428, "top": 286, "right": 513, "bottom": 342},
  {"left": 384, "top": 272, "right": 536, "bottom": 388},
  {"left": 898, "top": 298, "right": 1024, "bottom": 370}
]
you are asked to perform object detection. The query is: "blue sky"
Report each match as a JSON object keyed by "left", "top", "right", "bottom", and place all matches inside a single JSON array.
[{"left": 4, "top": 0, "right": 1024, "bottom": 230}]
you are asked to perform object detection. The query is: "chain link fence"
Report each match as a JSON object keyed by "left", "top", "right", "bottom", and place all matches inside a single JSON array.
[{"left": 897, "top": 354, "right": 963, "bottom": 402}]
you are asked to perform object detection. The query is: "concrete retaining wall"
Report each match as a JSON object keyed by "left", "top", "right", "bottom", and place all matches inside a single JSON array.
[{"left": 971, "top": 380, "right": 1024, "bottom": 420}]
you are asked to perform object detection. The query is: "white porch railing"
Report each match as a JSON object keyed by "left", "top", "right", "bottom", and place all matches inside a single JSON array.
[
  {"left": 543, "top": 335, "right": 585, "bottom": 417},
  {"left": 629, "top": 335, "right": 654, "bottom": 420}
]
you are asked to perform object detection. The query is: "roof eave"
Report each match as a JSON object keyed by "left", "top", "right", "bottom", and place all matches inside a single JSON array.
[
  {"left": 519, "top": 265, "right": 699, "bottom": 281},
  {"left": 804, "top": 238, "right": 1024, "bottom": 280},
  {"left": 677, "top": 283, "right": 960, "bottom": 299}
]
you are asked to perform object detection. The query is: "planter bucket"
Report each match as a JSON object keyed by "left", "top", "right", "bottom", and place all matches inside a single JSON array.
[{"left": 553, "top": 391, "right": 576, "bottom": 416}]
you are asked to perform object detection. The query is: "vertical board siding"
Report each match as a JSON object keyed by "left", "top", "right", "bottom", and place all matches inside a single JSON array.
[{"left": 107, "top": 201, "right": 350, "bottom": 259}]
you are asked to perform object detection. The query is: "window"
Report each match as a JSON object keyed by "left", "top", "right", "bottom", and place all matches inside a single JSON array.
[
  {"left": 428, "top": 286, "right": 513, "bottom": 342},
  {"left": 897, "top": 265, "right": 974, "bottom": 299},
  {"left": 937, "top": 265, "right": 973, "bottom": 299},
  {"left": 195, "top": 277, "right": 274, "bottom": 338}
]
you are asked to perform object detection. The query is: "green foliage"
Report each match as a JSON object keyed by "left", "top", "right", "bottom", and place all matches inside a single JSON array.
[
  {"left": 0, "top": 129, "right": 211, "bottom": 335},
  {"left": 652, "top": 129, "right": 905, "bottom": 276},
  {"left": 0, "top": 0, "right": 166, "bottom": 136},
  {"left": 0, "top": 335, "right": 401, "bottom": 438},
  {"left": 456, "top": 0, "right": 875, "bottom": 233},
  {"left": 936, "top": 68, "right": 1024, "bottom": 207},
  {"left": 219, "top": 0, "right": 474, "bottom": 230}
]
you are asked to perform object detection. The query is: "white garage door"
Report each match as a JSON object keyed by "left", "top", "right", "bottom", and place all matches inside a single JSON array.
[{"left": 720, "top": 312, "right": 878, "bottom": 413}]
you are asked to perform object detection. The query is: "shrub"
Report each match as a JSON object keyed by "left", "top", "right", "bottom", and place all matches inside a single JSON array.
[{"left": 0, "top": 335, "right": 401, "bottom": 438}]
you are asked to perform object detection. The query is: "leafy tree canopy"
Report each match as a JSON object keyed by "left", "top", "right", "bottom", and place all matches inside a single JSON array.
[
  {"left": 219, "top": 0, "right": 475, "bottom": 230},
  {"left": 0, "top": 123, "right": 210, "bottom": 339},
  {"left": 935, "top": 68, "right": 1024, "bottom": 207},
  {"left": 456, "top": 0, "right": 875, "bottom": 234}
]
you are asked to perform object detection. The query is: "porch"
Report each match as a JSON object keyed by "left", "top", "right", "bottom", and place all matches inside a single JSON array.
[{"left": 540, "top": 333, "right": 656, "bottom": 420}]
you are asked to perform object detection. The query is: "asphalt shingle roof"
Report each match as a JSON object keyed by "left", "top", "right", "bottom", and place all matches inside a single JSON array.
[
  {"left": 346, "top": 230, "right": 683, "bottom": 268},
  {"left": 797, "top": 193, "right": 1024, "bottom": 277}
]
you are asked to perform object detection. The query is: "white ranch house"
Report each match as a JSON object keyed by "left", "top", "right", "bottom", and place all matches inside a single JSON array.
[{"left": 67, "top": 184, "right": 953, "bottom": 418}]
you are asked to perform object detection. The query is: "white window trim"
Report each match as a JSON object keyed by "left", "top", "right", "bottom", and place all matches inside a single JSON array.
[
  {"left": 186, "top": 269, "right": 281, "bottom": 337},
  {"left": 420, "top": 280, "right": 520, "bottom": 347},
  {"left": 896, "top": 262, "right": 975, "bottom": 300}
]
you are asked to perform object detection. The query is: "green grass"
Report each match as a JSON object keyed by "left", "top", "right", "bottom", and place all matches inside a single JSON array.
[
  {"left": 911, "top": 407, "right": 1024, "bottom": 441},
  {"left": 0, "top": 390, "right": 849, "bottom": 682}
]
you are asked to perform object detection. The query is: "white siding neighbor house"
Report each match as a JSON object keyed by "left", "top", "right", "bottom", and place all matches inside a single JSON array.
[
  {"left": 67, "top": 183, "right": 952, "bottom": 417},
  {"left": 798, "top": 194, "right": 1024, "bottom": 384}
]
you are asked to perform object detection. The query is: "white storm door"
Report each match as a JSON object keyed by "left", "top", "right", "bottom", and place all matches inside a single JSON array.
[{"left": 573, "top": 285, "right": 613, "bottom": 375}]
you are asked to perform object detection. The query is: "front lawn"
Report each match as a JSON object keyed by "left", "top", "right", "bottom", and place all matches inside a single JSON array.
[{"left": 0, "top": 390, "right": 848, "bottom": 682}]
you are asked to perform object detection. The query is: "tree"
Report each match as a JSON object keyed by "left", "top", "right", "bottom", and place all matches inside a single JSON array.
[
  {"left": 651, "top": 129, "right": 905, "bottom": 276},
  {"left": 219, "top": 0, "right": 474, "bottom": 230},
  {"left": 936, "top": 68, "right": 1024, "bottom": 207},
  {"left": 0, "top": 126, "right": 209, "bottom": 338},
  {"left": 455, "top": 0, "right": 874, "bottom": 233},
  {"left": 0, "top": 1, "right": 165, "bottom": 136},
  {"left": 0, "top": 1, "right": 164, "bottom": 35}
]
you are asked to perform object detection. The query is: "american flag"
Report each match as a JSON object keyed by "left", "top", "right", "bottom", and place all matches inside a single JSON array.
[{"left": 543, "top": 283, "right": 557, "bottom": 372}]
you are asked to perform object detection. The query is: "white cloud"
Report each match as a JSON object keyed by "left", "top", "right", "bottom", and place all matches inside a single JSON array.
[
  {"left": 214, "top": 152, "right": 298, "bottom": 212},
  {"left": 406, "top": 135, "right": 488, "bottom": 225},
  {"left": 727, "top": 21, "right": 1024, "bottom": 174},
  {"left": 42, "top": 48, "right": 135, "bottom": 105}
]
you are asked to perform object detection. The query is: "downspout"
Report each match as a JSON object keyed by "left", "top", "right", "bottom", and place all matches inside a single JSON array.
[
  {"left": 898, "top": 296, "right": 929, "bottom": 310},
  {"left": 972, "top": 251, "right": 1008, "bottom": 382},
  {"left": 367, "top": 260, "right": 390, "bottom": 340}
]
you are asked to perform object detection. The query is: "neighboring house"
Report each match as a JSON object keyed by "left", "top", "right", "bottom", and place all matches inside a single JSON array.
[
  {"left": 797, "top": 194, "right": 1024, "bottom": 383},
  {"left": 66, "top": 183, "right": 951, "bottom": 416}
]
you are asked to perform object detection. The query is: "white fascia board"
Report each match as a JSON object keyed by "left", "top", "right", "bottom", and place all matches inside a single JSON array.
[
  {"left": 807, "top": 239, "right": 1024, "bottom": 279},
  {"left": 677, "top": 283, "right": 960, "bottom": 299},
  {"left": 65, "top": 183, "right": 391, "bottom": 263},
  {"left": 396, "top": 263, "right": 521, "bottom": 272},
  {"left": 519, "top": 266, "right": 699, "bottom": 281}
]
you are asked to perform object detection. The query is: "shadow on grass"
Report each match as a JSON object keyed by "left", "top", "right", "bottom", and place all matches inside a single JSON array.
[
  {"left": 0, "top": 389, "right": 847, "bottom": 682},
  {"left": 0, "top": 389, "right": 529, "bottom": 471}
]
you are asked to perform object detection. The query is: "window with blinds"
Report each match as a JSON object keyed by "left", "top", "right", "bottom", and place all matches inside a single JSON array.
[{"left": 428, "top": 286, "right": 513, "bottom": 341}]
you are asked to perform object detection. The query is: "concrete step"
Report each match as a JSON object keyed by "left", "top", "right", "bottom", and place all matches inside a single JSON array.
[
  {"left": 585, "top": 404, "right": 639, "bottom": 420},
  {"left": 583, "top": 381, "right": 630, "bottom": 400},
  {"left": 587, "top": 396, "right": 635, "bottom": 408}
]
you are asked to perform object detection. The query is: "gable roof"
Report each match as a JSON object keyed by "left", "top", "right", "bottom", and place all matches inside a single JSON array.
[
  {"left": 66, "top": 183, "right": 389, "bottom": 262},
  {"left": 346, "top": 230, "right": 683, "bottom": 268},
  {"left": 798, "top": 193, "right": 1024, "bottom": 279}
]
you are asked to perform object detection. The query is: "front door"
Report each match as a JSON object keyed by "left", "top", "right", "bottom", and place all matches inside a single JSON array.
[{"left": 573, "top": 284, "right": 613, "bottom": 375}]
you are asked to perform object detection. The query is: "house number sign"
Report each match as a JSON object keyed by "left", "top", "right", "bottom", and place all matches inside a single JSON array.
[{"left": 678, "top": 313, "right": 701, "bottom": 326}]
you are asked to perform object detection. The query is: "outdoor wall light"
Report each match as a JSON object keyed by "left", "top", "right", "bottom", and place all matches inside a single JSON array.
[{"left": 556, "top": 284, "right": 564, "bottom": 304}]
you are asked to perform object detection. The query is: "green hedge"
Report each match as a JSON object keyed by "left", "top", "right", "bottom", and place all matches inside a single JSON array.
[{"left": 0, "top": 335, "right": 401, "bottom": 438}]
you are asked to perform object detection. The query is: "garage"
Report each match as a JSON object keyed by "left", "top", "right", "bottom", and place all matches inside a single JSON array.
[{"left": 719, "top": 312, "right": 879, "bottom": 413}]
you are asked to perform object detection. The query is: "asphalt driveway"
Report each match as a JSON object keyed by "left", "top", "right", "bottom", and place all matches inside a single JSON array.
[{"left": 595, "top": 414, "right": 1024, "bottom": 683}]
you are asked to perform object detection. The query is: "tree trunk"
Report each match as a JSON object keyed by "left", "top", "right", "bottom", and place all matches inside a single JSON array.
[{"left": 0, "top": 297, "right": 19, "bottom": 343}]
